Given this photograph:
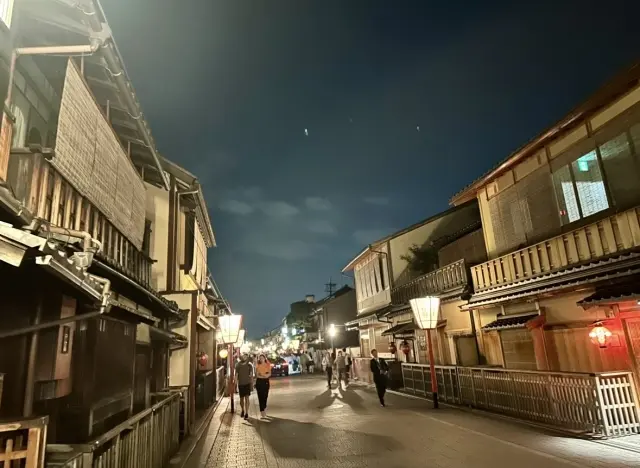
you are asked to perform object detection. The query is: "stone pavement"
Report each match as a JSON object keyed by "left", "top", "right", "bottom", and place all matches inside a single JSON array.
[{"left": 184, "top": 375, "right": 640, "bottom": 468}]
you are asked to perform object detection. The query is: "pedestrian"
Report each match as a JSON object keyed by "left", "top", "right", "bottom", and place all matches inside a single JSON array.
[
  {"left": 322, "top": 351, "right": 334, "bottom": 389},
  {"left": 255, "top": 353, "right": 271, "bottom": 418},
  {"left": 235, "top": 353, "right": 254, "bottom": 420},
  {"left": 370, "top": 349, "right": 389, "bottom": 407},
  {"left": 343, "top": 348, "right": 352, "bottom": 385},
  {"left": 300, "top": 352, "right": 309, "bottom": 374},
  {"left": 308, "top": 352, "right": 315, "bottom": 373},
  {"left": 335, "top": 350, "right": 346, "bottom": 387}
]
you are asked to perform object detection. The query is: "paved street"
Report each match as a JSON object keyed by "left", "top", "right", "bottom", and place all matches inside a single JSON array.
[{"left": 184, "top": 375, "right": 639, "bottom": 468}]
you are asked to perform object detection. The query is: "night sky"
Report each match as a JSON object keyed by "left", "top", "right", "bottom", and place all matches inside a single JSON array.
[{"left": 102, "top": 0, "right": 639, "bottom": 336}]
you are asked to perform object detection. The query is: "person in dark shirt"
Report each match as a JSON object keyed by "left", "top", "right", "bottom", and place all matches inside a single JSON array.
[
  {"left": 235, "top": 353, "right": 254, "bottom": 420},
  {"left": 370, "top": 349, "right": 388, "bottom": 407}
]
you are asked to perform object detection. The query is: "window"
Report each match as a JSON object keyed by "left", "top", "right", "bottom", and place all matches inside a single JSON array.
[
  {"left": 552, "top": 150, "right": 609, "bottom": 225},
  {"left": 599, "top": 132, "right": 640, "bottom": 209},
  {"left": 571, "top": 151, "right": 608, "bottom": 217}
]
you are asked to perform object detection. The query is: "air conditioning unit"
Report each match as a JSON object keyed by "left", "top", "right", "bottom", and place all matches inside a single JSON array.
[{"left": 35, "top": 295, "right": 76, "bottom": 400}]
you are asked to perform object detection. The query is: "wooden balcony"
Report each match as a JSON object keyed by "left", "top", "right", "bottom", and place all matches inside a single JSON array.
[
  {"left": 471, "top": 207, "right": 640, "bottom": 292},
  {"left": 391, "top": 259, "right": 469, "bottom": 305},
  {"left": 6, "top": 148, "right": 152, "bottom": 288}
]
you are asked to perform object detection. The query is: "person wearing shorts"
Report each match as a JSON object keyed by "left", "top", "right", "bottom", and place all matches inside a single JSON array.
[{"left": 235, "top": 353, "right": 254, "bottom": 420}]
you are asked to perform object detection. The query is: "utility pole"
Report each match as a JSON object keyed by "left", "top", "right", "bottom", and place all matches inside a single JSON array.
[{"left": 324, "top": 278, "right": 337, "bottom": 298}]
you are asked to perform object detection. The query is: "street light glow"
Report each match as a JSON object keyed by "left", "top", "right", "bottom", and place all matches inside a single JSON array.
[{"left": 328, "top": 323, "right": 337, "bottom": 338}]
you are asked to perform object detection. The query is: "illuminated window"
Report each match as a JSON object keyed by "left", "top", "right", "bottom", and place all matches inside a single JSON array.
[{"left": 552, "top": 150, "right": 609, "bottom": 225}]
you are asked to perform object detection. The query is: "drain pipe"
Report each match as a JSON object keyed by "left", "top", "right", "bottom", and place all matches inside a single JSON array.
[
  {"left": 40, "top": 225, "right": 102, "bottom": 253},
  {"left": 5, "top": 44, "right": 99, "bottom": 111}
]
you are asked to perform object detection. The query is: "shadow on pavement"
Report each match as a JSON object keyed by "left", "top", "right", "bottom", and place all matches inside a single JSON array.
[
  {"left": 337, "top": 386, "right": 367, "bottom": 413},
  {"left": 259, "top": 416, "right": 402, "bottom": 460},
  {"left": 310, "top": 389, "right": 337, "bottom": 410}
]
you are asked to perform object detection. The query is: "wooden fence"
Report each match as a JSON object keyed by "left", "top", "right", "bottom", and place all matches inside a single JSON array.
[{"left": 401, "top": 363, "right": 640, "bottom": 437}]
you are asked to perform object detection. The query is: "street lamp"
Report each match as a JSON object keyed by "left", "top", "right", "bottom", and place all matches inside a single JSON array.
[
  {"left": 328, "top": 323, "right": 337, "bottom": 350},
  {"left": 410, "top": 297, "right": 440, "bottom": 409},
  {"left": 218, "top": 314, "right": 243, "bottom": 413}
]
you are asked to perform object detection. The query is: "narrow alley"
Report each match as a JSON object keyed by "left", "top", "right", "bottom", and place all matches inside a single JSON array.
[{"left": 180, "top": 376, "right": 639, "bottom": 468}]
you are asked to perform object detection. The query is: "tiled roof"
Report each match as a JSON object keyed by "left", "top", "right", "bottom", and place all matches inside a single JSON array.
[
  {"left": 464, "top": 262, "right": 640, "bottom": 309},
  {"left": 577, "top": 279, "right": 640, "bottom": 307},
  {"left": 382, "top": 321, "right": 417, "bottom": 336},
  {"left": 482, "top": 314, "right": 538, "bottom": 330},
  {"left": 93, "top": 256, "right": 180, "bottom": 315}
]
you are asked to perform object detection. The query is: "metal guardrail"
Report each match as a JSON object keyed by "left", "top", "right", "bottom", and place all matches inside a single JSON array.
[
  {"left": 0, "top": 416, "right": 48, "bottom": 468},
  {"left": 46, "top": 390, "right": 183, "bottom": 468},
  {"left": 401, "top": 363, "right": 640, "bottom": 437},
  {"left": 391, "top": 259, "right": 468, "bottom": 305}
]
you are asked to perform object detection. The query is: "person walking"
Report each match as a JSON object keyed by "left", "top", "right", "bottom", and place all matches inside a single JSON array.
[
  {"left": 235, "top": 353, "right": 254, "bottom": 420},
  {"left": 335, "top": 350, "right": 347, "bottom": 387},
  {"left": 255, "top": 354, "right": 271, "bottom": 418},
  {"left": 370, "top": 349, "right": 389, "bottom": 407},
  {"left": 322, "top": 351, "right": 334, "bottom": 388},
  {"left": 343, "top": 348, "right": 352, "bottom": 385}
]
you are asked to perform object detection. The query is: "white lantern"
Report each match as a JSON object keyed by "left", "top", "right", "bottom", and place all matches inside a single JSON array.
[
  {"left": 409, "top": 297, "right": 441, "bottom": 330},
  {"left": 218, "top": 314, "right": 243, "bottom": 345}
]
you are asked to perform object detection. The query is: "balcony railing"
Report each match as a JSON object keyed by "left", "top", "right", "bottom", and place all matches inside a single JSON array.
[
  {"left": 471, "top": 207, "right": 640, "bottom": 292},
  {"left": 6, "top": 149, "right": 152, "bottom": 288},
  {"left": 401, "top": 363, "right": 640, "bottom": 437},
  {"left": 391, "top": 259, "right": 469, "bottom": 305},
  {"left": 46, "top": 389, "right": 183, "bottom": 468}
]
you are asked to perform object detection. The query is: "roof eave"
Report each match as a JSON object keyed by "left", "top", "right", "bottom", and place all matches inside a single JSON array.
[
  {"left": 449, "top": 62, "right": 640, "bottom": 206},
  {"left": 342, "top": 246, "right": 371, "bottom": 272}
]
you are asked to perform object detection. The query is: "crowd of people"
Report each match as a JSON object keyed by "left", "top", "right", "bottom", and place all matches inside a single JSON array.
[{"left": 230, "top": 347, "right": 390, "bottom": 420}]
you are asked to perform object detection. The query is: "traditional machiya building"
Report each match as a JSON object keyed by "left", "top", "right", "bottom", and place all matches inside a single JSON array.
[
  {"left": 343, "top": 201, "right": 485, "bottom": 381},
  {"left": 451, "top": 63, "right": 640, "bottom": 379},
  {"left": 0, "top": 1, "right": 220, "bottom": 465},
  {"left": 142, "top": 156, "right": 218, "bottom": 429}
]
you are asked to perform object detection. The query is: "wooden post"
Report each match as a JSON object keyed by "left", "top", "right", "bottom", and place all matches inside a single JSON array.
[
  {"left": 427, "top": 329, "right": 438, "bottom": 409},
  {"left": 228, "top": 344, "right": 235, "bottom": 413}
]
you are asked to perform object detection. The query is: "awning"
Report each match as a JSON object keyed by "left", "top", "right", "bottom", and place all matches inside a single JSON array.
[
  {"left": 91, "top": 258, "right": 181, "bottom": 318},
  {"left": 107, "top": 298, "right": 159, "bottom": 326},
  {"left": 464, "top": 252, "right": 640, "bottom": 309},
  {"left": 0, "top": 222, "right": 106, "bottom": 301},
  {"left": 149, "top": 326, "right": 188, "bottom": 349},
  {"left": 482, "top": 314, "right": 538, "bottom": 331},
  {"left": 196, "top": 314, "right": 214, "bottom": 330},
  {"left": 577, "top": 280, "right": 640, "bottom": 308},
  {"left": 382, "top": 321, "right": 417, "bottom": 336}
]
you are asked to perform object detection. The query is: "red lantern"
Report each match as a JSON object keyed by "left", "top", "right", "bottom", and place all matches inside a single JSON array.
[
  {"left": 400, "top": 340, "right": 411, "bottom": 355},
  {"left": 198, "top": 352, "right": 209, "bottom": 367},
  {"left": 589, "top": 323, "right": 612, "bottom": 348},
  {"left": 389, "top": 342, "right": 397, "bottom": 354}
]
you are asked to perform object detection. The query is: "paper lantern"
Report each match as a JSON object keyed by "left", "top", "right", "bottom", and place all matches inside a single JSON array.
[
  {"left": 409, "top": 297, "right": 441, "bottom": 330},
  {"left": 218, "top": 314, "right": 243, "bottom": 345},
  {"left": 589, "top": 323, "right": 612, "bottom": 348}
]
